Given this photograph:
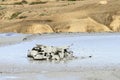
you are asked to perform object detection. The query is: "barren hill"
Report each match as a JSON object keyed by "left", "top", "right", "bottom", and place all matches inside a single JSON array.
[{"left": 0, "top": 0, "right": 120, "bottom": 33}]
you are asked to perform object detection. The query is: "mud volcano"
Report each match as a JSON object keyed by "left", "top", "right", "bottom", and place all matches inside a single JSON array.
[{"left": 27, "top": 44, "right": 75, "bottom": 61}]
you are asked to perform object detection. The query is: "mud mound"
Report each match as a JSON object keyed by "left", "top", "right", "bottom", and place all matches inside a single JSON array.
[{"left": 27, "top": 44, "right": 75, "bottom": 61}]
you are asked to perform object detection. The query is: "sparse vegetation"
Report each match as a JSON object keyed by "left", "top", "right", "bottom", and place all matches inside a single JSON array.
[
  {"left": 40, "top": 13, "right": 45, "bottom": 16},
  {"left": 22, "top": 0, "right": 28, "bottom": 4},
  {"left": 1, "top": 0, "right": 5, "bottom": 2},
  {"left": 87, "top": 26, "right": 95, "bottom": 32},
  {"left": 14, "top": 0, "right": 28, "bottom": 5},
  {"left": 68, "top": 0, "right": 84, "bottom": 1},
  {"left": 0, "top": 6, "right": 6, "bottom": 10},
  {"left": 10, "top": 12, "right": 22, "bottom": 19},
  {"left": 39, "top": 13, "right": 47, "bottom": 16},
  {"left": 29, "top": 1, "right": 47, "bottom": 5},
  {"left": 68, "top": 0, "right": 76, "bottom": 1},
  {"left": 14, "top": 2, "right": 22, "bottom": 5},
  {"left": 19, "top": 16, "right": 27, "bottom": 19},
  {"left": 0, "top": 13, "right": 2, "bottom": 16}
]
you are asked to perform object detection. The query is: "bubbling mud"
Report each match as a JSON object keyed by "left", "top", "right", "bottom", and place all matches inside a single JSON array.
[{"left": 27, "top": 44, "right": 76, "bottom": 61}]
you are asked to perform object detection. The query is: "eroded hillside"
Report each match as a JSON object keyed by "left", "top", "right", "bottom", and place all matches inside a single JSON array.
[{"left": 0, "top": 0, "right": 120, "bottom": 33}]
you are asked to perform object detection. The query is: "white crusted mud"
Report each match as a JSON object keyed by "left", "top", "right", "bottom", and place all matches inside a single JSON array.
[{"left": 27, "top": 44, "right": 76, "bottom": 61}]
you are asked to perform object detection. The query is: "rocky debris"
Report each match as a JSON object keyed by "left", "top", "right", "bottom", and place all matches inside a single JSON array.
[{"left": 27, "top": 44, "right": 75, "bottom": 61}]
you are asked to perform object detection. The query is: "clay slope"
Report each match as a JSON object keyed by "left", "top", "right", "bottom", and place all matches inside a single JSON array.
[
  {"left": 0, "top": 0, "right": 120, "bottom": 33},
  {"left": 51, "top": 18, "right": 111, "bottom": 32},
  {"left": 0, "top": 17, "right": 111, "bottom": 33},
  {"left": 62, "top": 17, "right": 111, "bottom": 32},
  {"left": 110, "top": 15, "right": 120, "bottom": 32},
  {"left": 0, "top": 21, "right": 53, "bottom": 34}
]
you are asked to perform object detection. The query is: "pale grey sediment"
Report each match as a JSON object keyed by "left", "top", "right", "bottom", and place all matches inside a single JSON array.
[{"left": 0, "top": 33, "right": 120, "bottom": 80}]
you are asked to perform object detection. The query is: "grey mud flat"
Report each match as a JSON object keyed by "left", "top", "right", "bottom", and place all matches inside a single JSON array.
[{"left": 0, "top": 33, "right": 120, "bottom": 80}]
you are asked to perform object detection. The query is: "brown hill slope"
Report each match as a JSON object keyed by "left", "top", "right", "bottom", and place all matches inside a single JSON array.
[
  {"left": 0, "top": 20, "right": 53, "bottom": 33},
  {"left": 0, "top": 0, "right": 120, "bottom": 33}
]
